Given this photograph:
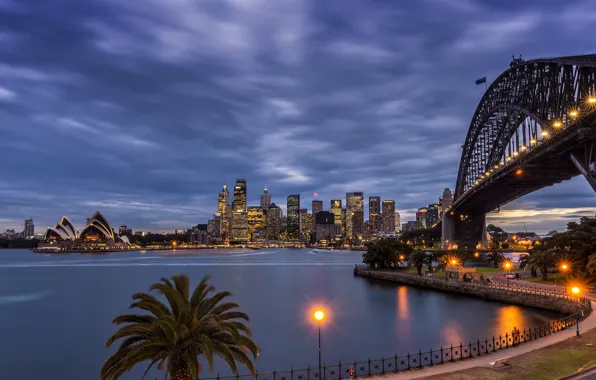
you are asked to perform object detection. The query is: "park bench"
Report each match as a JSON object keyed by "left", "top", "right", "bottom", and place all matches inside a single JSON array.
[{"left": 489, "top": 357, "right": 511, "bottom": 368}]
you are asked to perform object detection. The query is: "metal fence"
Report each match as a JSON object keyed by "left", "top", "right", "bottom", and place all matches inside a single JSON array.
[{"left": 200, "top": 268, "right": 592, "bottom": 380}]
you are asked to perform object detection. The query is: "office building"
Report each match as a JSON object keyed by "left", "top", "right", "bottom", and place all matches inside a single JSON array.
[
  {"left": 394, "top": 212, "right": 401, "bottom": 233},
  {"left": 247, "top": 206, "right": 264, "bottom": 242},
  {"left": 265, "top": 203, "right": 283, "bottom": 241},
  {"left": 231, "top": 211, "right": 248, "bottom": 242},
  {"left": 260, "top": 186, "right": 271, "bottom": 208},
  {"left": 426, "top": 203, "right": 440, "bottom": 227},
  {"left": 330, "top": 200, "right": 342, "bottom": 232},
  {"left": 233, "top": 179, "right": 247, "bottom": 212},
  {"left": 315, "top": 211, "right": 341, "bottom": 242},
  {"left": 312, "top": 200, "right": 323, "bottom": 218},
  {"left": 401, "top": 222, "right": 408, "bottom": 232},
  {"left": 416, "top": 207, "right": 428, "bottom": 229},
  {"left": 218, "top": 185, "right": 230, "bottom": 241},
  {"left": 23, "top": 218, "right": 34, "bottom": 238},
  {"left": 341, "top": 208, "right": 346, "bottom": 236},
  {"left": 287, "top": 194, "right": 300, "bottom": 241},
  {"left": 300, "top": 209, "right": 313, "bottom": 242},
  {"left": 368, "top": 196, "right": 381, "bottom": 234},
  {"left": 381, "top": 200, "right": 395, "bottom": 233},
  {"left": 346, "top": 192, "right": 364, "bottom": 238}
]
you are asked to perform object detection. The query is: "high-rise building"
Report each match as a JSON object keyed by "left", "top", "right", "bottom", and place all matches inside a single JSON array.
[
  {"left": 394, "top": 212, "right": 401, "bottom": 233},
  {"left": 416, "top": 207, "right": 428, "bottom": 229},
  {"left": 426, "top": 203, "right": 440, "bottom": 227},
  {"left": 341, "top": 208, "right": 346, "bottom": 236},
  {"left": 233, "top": 179, "right": 247, "bottom": 212},
  {"left": 23, "top": 218, "right": 34, "bottom": 237},
  {"left": 231, "top": 211, "right": 248, "bottom": 242},
  {"left": 247, "top": 206, "right": 265, "bottom": 242},
  {"left": 407, "top": 220, "right": 417, "bottom": 230},
  {"left": 260, "top": 186, "right": 271, "bottom": 208},
  {"left": 346, "top": 192, "right": 364, "bottom": 238},
  {"left": 218, "top": 185, "right": 230, "bottom": 241},
  {"left": 315, "top": 211, "right": 341, "bottom": 242},
  {"left": 330, "top": 200, "right": 342, "bottom": 232},
  {"left": 208, "top": 213, "right": 222, "bottom": 243},
  {"left": 439, "top": 188, "right": 453, "bottom": 217},
  {"left": 381, "top": 200, "right": 395, "bottom": 233},
  {"left": 401, "top": 222, "right": 407, "bottom": 232},
  {"left": 287, "top": 194, "right": 300, "bottom": 241},
  {"left": 368, "top": 196, "right": 381, "bottom": 234},
  {"left": 300, "top": 209, "right": 313, "bottom": 242},
  {"left": 312, "top": 200, "right": 323, "bottom": 218},
  {"left": 265, "top": 203, "right": 283, "bottom": 241},
  {"left": 118, "top": 225, "right": 132, "bottom": 236}
]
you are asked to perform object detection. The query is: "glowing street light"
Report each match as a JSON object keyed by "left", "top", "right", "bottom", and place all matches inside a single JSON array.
[
  {"left": 553, "top": 121, "right": 562, "bottom": 128},
  {"left": 569, "top": 110, "right": 579, "bottom": 118},
  {"left": 399, "top": 255, "right": 405, "bottom": 261},
  {"left": 541, "top": 131, "right": 549, "bottom": 137},
  {"left": 530, "top": 139, "right": 537, "bottom": 145},
  {"left": 474, "top": 252, "right": 480, "bottom": 258},
  {"left": 515, "top": 168, "right": 523, "bottom": 176},
  {"left": 571, "top": 286, "right": 580, "bottom": 295},
  {"left": 313, "top": 310, "right": 325, "bottom": 377},
  {"left": 588, "top": 97, "right": 596, "bottom": 104}
]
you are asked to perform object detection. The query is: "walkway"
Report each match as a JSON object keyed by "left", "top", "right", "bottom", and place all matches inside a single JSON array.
[
  {"left": 367, "top": 301, "right": 596, "bottom": 380},
  {"left": 491, "top": 274, "right": 596, "bottom": 301}
]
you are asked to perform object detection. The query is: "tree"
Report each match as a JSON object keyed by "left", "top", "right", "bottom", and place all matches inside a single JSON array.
[
  {"left": 528, "top": 250, "right": 557, "bottom": 281},
  {"left": 101, "top": 275, "right": 260, "bottom": 380},
  {"left": 408, "top": 250, "right": 427, "bottom": 276},
  {"left": 587, "top": 253, "right": 596, "bottom": 275},
  {"left": 487, "top": 224, "right": 508, "bottom": 249},
  {"left": 362, "top": 239, "right": 413, "bottom": 268},
  {"left": 485, "top": 252, "right": 505, "bottom": 268},
  {"left": 518, "top": 254, "right": 537, "bottom": 277}
]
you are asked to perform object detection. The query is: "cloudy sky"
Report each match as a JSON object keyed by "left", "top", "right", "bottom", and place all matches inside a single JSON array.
[{"left": 1, "top": 0, "right": 595, "bottom": 234}]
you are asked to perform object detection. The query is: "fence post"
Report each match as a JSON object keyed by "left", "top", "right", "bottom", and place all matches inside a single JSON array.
[
  {"left": 290, "top": 368, "right": 293, "bottom": 380},
  {"left": 273, "top": 370, "right": 277, "bottom": 380},
  {"left": 338, "top": 361, "right": 342, "bottom": 380},
  {"left": 450, "top": 345, "right": 454, "bottom": 362},
  {"left": 440, "top": 346, "right": 444, "bottom": 364},
  {"left": 492, "top": 336, "right": 496, "bottom": 351},
  {"left": 367, "top": 358, "right": 371, "bottom": 377},
  {"left": 323, "top": 364, "right": 326, "bottom": 380},
  {"left": 394, "top": 354, "right": 398, "bottom": 372},
  {"left": 477, "top": 339, "right": 480, "bottom": 356},
  {"left": 429, "top": 348, "right": 433, "bottom": 365},
  {"left": 459, "top": 343, "right": 463, "bottom": 360},
  {"left": 505, "top": 333, "right": 509, "bottom": 348},
  {"left": 307, "top": 365, "right": 310, "bottom": 380},
  {"left": 419, "top": 350, "right": 422, "bottom": 368},
  {"left": 381, "top": 356, "right": 384, "bottom": 374},
  {"left": 407, "top": 352, "right": 411, "bottom": 370}
]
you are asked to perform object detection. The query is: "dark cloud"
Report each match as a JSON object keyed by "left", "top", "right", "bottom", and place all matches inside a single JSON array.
[{"left": 1, "top": 0, "right": 595, "bottom": 233}]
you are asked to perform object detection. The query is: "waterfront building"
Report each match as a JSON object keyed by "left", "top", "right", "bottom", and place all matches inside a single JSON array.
[
  {"left": 312, "top": 200, "right": 323, "bottom": 218},
  {"left": 407, "top": 220, "right": 417, "bottom": 231},
  {"left": 426, "top": 203, "right": 440, "bottom": 227},
  {"left": 382, "top": 200, "right": 395, "bottom": 233},
  {"left": 330, "top": 200, "right": 342, "bottom": 233},
  {"left": 23, "top": 218, "right": 34, "bottom": 238},
  {"left": 439, "top": 188, "right": 453, "bottom": 217},
  {"left": 207, "top": 213, "right": 222, "bottom": 243},
  {"left": 233, "top": 179, "right": 247, "bottom": 212},
  {"left": 265, "top": 203, "right": 283, "bottom": 241},
  {"left": 247, "top": 206, "right": 264, "bottom": 242},
  {"left": 287, "top": 194, "right": 300, "bottom": 241},
  {"left": 260, "top": 186, "right": 271, "bottom": 208},
  {"left": 368, "top": 196, "right": 381, "bottom": 234},
  {"left": 315, "top": 211, "right": 340, "bottom": 242},
  {"left": 346, "top": 192, "right": 364, "bottom": 238},
  {"left": 218, "top": 185, "right": 231, "bottom": 241},
  {"left": 175, "top": 229, "right": 185, "bottom": 235},
  {"left": 300, "top": 209, "right": 313, "bottom": 242},
  {"left": 231, "top": 211, "right": 248, "bottom": 243},
  {"left": 341, "top": 208, "right": 346, "bottom": 236},
  {"left": 394, "top": 212, "right": 401, "bottom": 233},
  {"left": 416, "top": 207, "right": 428, "bottom": 229}
]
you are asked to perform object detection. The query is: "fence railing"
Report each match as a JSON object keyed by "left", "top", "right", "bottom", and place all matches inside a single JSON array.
[{"left": 200, "top": 268, "right": 592, "bottom": 380}]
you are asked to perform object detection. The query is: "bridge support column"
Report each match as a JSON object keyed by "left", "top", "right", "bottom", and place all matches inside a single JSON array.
[
  {"left": 441, "top": 213, "right": 454, "bottom": 249},
  {"left": 452, "top": 213, "right": 486, "bottom": 251},
  {"left": 570, "top": 150, "right": 596, "bottom": 192}
]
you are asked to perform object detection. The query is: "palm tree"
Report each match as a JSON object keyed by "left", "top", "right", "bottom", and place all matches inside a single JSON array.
[
  {"left": 517, "top": 254, "right": 536, "bottom": 276},
  {"left": 587, "top": 253, "right": 596, "bottom": 274},
  {"left": 528, "top": 250, "right": 557, "bottom": 281},
  {"left": 485, "top": 252, "right": 505, "bottom": 268},
  {"left": 408, "top": 250, "right": 427, "bottom": 276},
  {"left": 101, "top": 275, "right": 260, "bottom": 380}
]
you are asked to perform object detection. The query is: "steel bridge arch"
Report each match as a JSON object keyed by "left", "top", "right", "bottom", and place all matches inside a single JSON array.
[{"left": 454, "top": 55, "right": 596, "bottom": 200}]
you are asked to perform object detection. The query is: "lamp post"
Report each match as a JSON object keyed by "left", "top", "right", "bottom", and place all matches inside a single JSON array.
[
  {"left": 504, "top": 261, "right": 512, "bottom": 287},
  {"left": 560, "top": 263, "right": 569, "bottom": 293},
  {"left": 314, "top": 310, "right": 325, "bottom": 378}
]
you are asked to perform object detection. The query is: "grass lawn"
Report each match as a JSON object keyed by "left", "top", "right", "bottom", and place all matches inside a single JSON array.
[
  {"left": 524, "top": 273, "right": 566, "bottom": 285},
  {"left": 420, "top": 328, "right": 596, "bottom": 380}
]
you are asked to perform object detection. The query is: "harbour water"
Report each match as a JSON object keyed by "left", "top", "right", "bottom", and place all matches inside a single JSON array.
[{"left": 0, "top": 248, "right": 560, "bottom": 379}]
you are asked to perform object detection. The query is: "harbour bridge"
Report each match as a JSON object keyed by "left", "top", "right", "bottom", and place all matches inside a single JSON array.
[{"left": 441, "top": 54, "right": 596, "bottom": 250}]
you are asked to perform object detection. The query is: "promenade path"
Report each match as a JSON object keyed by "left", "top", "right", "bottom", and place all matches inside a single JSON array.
[
  {"left": 491, "top": 274, "right": 596, "bottom": 301},
  {"left": 366, "top": 301, "right": 596, "bottom": 380}
]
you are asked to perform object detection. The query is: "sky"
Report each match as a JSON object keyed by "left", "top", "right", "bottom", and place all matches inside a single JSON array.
[{"left": 1, "top": 0, "right": 595, "bottom": 234}]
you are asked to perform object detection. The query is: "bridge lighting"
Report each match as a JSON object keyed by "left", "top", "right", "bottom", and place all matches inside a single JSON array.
[
  {"left": 588, "top": 97, "right": 596, "bottom": 104},
  {"left": 521, "top": 145, "right": 527, "bottom": 151},
  {"left": 485, "top": 171, "right": 489, "bottom": 176},
  {"left": 494, "top": 165, "right": 499, "bottom": 169},
  {"left": 571, "top": 286, "right": 580, "bottom": 295},
  {"left": 506, "top": 157, "right": 512, "bottom": 162},
  {"left": 513, "top": 151, "right": 519, "bottom": 157},
  {"left": 553, "top": 120, "right": 562, "bottom": 128},
  {"left": 541, "top": 131, "right": 549, "bottom": 137},
  {"left": 569, "top": 109, "right": 579, "bottom": 118},
  {"left": 515, "top": 168, "right": 523, "bottom": 176},
  {"left": 530, "top": 139, "right": 537, "bottom": 145}
]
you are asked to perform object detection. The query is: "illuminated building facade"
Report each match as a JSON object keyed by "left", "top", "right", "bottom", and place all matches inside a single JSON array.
[
  {"left": 265, "top": 203, "right": 283, "bottom": 240},
  {"left": 218, "top": 185, "right": 230, "bottom": 241},
  {"left": 233, "top": 179, "right": 247, "bottom": 212},
  {"left": 260, "top": 186, "right": 271, "bottom": 208},
  {"left": 312, "top": 200, "right": 323, "bottom": 218},
  {"left": 23, "top": 218, "right": 34, "bottom": 238},
  {"left": 287, "top": 194, "right": 300, "bottom": 241},
  {"left": 416, "top": 207, "right": 428, "bottom": 229},
  {"left": 382, "top": 200, "right": 395, "bottom": 233},
  {"left": 315, "top": 211, "right": 341, "bottom": 242},
  {"left": 300, "top": 209, "right": 313, "bottom": 241},
  {"left": 346, "top": 192, "right": 364, "bottom": 238},
  {"left": 341, "top": 208, "right": 346, "bottom": 236},
  {"left": 247, "top": 206, "right": 264, "bottom": 242},
  {"left": 368, "top": 196, "right": 381, "bottom": 234},
  {"left": 330, "top": 200, "right": 342, "bottom": 233},
  {"left": 231, "top": 211, "right": 248, "bottom": 242},
  {"left": 394, "top": 212, "right": 401, "bottom": 233},
  {"left": 426, "top": 203, "right": 440, "bottom": 227}
]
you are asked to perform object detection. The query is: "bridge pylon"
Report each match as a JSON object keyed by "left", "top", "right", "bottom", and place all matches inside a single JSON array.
[{"left": 441, "top": 212, "right": 486, "bottom": 250}]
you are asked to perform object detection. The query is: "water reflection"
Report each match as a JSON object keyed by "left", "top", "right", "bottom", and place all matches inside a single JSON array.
[
  {"left": 440, "top": 320, "right": 464, "bottom": 346},
  {"left": 397, "top": 286, "right": 409, "bottom": 321},
  {"left": 496, "top": 305, "right": 526, "bottom": 334}
]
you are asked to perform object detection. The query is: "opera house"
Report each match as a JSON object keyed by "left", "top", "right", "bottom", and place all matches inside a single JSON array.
[{"left": 38, "top": 211, "right": 130, "bottom": 251}]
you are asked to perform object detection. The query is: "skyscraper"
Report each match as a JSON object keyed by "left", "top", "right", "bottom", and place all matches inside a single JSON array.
[
  {"left": 416, "top": 207, "right": 428, "bottom": 229},
  {"left": 341, "top": 208, "right": 346, "bottom": 236},
  {"left": 265, "top": 203, "right": 283, "bottom": 241},
  {"left": 287, "top": 194, "right": 300, "bottom": 241},
  {"left": 312, "top": 200, "right": 323, "bottom": 218},
  {"left": 382, "top": 200, "right": 395, "bottom": 233},
  {"left": 346, "top": 192, "right": 364, "bottom": 238},
  {"left": 260, "top": 185, "right": 271, "bottom": 208},
  {"left": 218, "top": 185, "right": 230, "bottom": 241},
  {"left": 247, "top": 206, "right": 265, "bottom": 242},
  {"left": 233, "top": 179, "right": 247, "bottom": 212},
  {"left": 300, "top": 208, "right": 313, "bottom": 242},
  {"left": 368, "top": 196, "right": 381, "bottom": 234},
  {"left": 231, "top": 211, "right": 248, "bottom": 242},
  {"left": 394, "top": 212, "right": 401, "bottom": 233},
  {"left": 23, "top": 218, "right": 34, "bottom": 238},
  {"left": 330, "top": 200, "right": 342, "bottom": 230},
  {"left": 426, "top": 203, "right": 440, "bottom": 227}
]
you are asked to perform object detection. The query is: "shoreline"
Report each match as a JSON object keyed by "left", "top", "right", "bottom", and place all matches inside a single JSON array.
[{"left": 31, "top": 246, "right": 262, "bottom": 254}]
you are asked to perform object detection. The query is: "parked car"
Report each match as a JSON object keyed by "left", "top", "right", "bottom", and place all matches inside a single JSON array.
[{"left": 505, "top": 273, "right": 516, "bottom": 280}]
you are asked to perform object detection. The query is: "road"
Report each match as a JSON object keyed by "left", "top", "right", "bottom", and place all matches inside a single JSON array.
[{"left": 490, "top": 274, "right": 596, "bottom": 301}]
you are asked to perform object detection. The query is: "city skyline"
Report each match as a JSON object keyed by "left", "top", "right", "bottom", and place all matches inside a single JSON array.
[{"left": 1, "top": 1, "right": 596, "bottom": 234}]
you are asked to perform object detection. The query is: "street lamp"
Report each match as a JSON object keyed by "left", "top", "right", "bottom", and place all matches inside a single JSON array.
[
  {"left": 503, "top": 261, "right": 513, "bottom": 287},
  {"left": 314, "top": 310, "right": 325, "bottom": 378}
]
